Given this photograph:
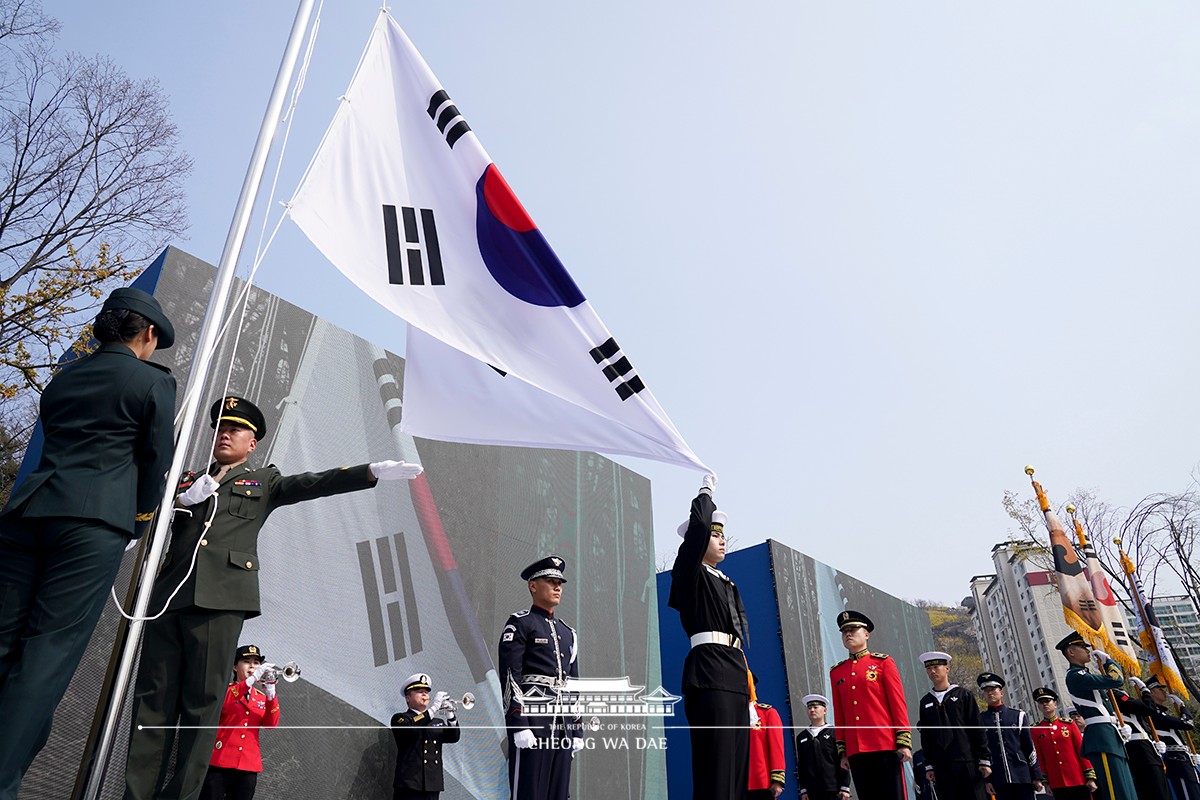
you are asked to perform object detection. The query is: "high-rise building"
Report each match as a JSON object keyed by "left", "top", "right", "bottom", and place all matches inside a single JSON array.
[
  {"left": 1153, "top": 594, "right": 1200, "bottom": 678},
  {"left": 968, "top": 543, "right": 1076, "bottom": 713}
]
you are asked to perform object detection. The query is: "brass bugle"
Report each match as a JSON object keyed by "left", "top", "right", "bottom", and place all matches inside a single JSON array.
[
  {"left": 280, "top": 661, "right": 301, "bottom": 683},
  {"left": 443, "top": 691, "right": 475, "bottom": 711}
]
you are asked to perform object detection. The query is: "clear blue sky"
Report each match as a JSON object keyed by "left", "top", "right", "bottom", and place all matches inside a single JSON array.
[{"left": 54, "top": 2, "right": 1200, "bottom": 605}]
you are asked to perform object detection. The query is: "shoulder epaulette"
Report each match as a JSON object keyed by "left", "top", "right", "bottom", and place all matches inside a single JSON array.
[
  {"left": 513, "top": 609, "right": 530, "bottom": 618},
  {"left": 871, "top": 652, "right": 891, "bottom": 660},
  {"left": 832, "top": 658, "right": 849, "bottom": 669},
  {"left": 756, "top": 702, "right": 773, "bottom": 710}
]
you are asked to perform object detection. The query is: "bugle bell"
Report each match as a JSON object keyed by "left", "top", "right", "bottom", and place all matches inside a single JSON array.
[
  {"left": 280, "top": 661, "right": 301, "bottom": 682},
  {"left": 442, "top": 691, "right": 475, "bottom": 711}
]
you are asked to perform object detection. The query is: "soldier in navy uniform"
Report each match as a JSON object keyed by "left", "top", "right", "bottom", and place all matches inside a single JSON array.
[
  {"left": 1057, "top": 631, "right": 1137, "bottom": 800},
  {"left": 977, "top": 672, "right": 1044, "bottom": 800},
  {"left": 667, "top": 475, "right": 752, "bottom": 800},
  {"left": 915, "top": 651, "right": 990, "bottom": 800},
  {"left": 1143, "top": 675, "right": 1200, "bottom": 800},
  {"left": 124, "top": 395, "right": 424, "bottom": 800},
  {"left": 498, "top": 555, "right": 582, "bottom": 800},
  {"left": 0, "top": 287, "right": 176, "bottom": 798},
  {"left": 390, "top": 672, "right": 461, "bottom": 800},
  {"left": 794, "top": 694, "right": 850, "bottom": 800},
  {"left": 1110, "top": 679, "right": 1170, "bottom": 800}
]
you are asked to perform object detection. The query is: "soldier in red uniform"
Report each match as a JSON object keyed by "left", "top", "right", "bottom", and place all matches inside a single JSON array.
[
  {"left": 1030, "top": 687, "right": 1097, "bottom": 800},
  {"left": 828, "top": 610, "right": 912, "bottom": 800},
  {"left": 747, "top": 676, "right": 785, "bottom": 799},
  {"left": 201, "top": 644, "right": 280, "bottom": 800}
]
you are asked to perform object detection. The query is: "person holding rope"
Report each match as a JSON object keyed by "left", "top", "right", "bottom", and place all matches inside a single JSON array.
[
  {"left": 0, "top": 288, "right": 176, "bottom": 798},
  {"left": 667, "top": 475, "right": 753, "bottom": 800},
  {"left": 123, "top": 395, "right": 424, "bottom": 800},
  {"left": 1057, "top": 631, "right": 1137, "bottom": 800}
]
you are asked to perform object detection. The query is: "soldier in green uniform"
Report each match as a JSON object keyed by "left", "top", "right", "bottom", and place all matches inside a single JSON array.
[
  {"left": 0, "top": 287, "right": 176, "bottom": 800},
  {"left": 1057, "top": 631, "right": 1137, "bottom": 800},
  {"left": 123, "top": 395, "right": 424, "bottom": 800}
]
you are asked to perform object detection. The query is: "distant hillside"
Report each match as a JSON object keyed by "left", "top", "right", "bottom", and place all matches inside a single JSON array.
[{"left": 916, "top": 600, "right": 984, "bottom": 692}]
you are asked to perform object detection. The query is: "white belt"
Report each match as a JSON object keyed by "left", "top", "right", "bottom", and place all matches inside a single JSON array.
[
  {"left": 1127, "top": 732, "right": 1148, "bottom": 741},
  {"left": 1082, "top": 714, "right": 1116, "bottom": 725},
  {"left": 690, "top": 632, "right": 741, "bottom": 650}
]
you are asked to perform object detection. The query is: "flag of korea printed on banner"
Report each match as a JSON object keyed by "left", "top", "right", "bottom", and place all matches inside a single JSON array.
[{"left": 288, "top": 11, "right": 707, "bottom": 473}]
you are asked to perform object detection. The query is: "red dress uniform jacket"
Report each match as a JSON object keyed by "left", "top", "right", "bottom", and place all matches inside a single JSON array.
[
  {"left": 748, "top": 702, "right": 787, "bottom": 791},
  {"left": 1031, "top": 717, "right": 1094, "bottom": 789},
  {"left": 830, "top": 651, "right": 912, "bottom": 757},
  {"left": 208, "top": 680, "right": 280, "bottom": 772}
]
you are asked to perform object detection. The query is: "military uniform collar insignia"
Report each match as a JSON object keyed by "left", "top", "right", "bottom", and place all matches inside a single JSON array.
[{"left": 849, "top": 649, "right": 870, "bottom": 660}]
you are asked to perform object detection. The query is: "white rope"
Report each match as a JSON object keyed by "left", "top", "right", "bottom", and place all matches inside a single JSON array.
[{"left": 111, "top": 0, "right": 327, "bottom": 622}]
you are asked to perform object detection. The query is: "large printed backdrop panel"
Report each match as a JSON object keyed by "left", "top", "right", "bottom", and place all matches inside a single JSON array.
[{"left": 19, "top": 247, "right": 663, "bottom": 800}]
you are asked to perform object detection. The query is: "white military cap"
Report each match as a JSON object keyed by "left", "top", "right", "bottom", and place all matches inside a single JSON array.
[
  {"left": 403, "top": 673, "right": 432, "bottom": 693},
  {"left": 802, "top": 694, "right": 828, "bottom": 707},
  {"left": 920, "top": 651, "right": 952, "bottom": 666}
]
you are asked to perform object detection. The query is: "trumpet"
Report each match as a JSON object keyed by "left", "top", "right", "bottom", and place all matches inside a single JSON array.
[
  {"left": 262, "top": 661, "right": 301, "bottom": 683},
  {"left": 440, "top": 692, "right": 475, "bottom": 711}
]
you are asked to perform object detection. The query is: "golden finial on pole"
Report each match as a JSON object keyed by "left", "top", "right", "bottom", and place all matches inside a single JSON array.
[
  {"left": 1114, "top": 537, "right": 1123, "bottom": 546},
  {"left": 1024, "top": 465, "right": 1035, "bottom": 476},
  {"left": 1066, "top": 503, "right": 1076, "bottom": 515}
]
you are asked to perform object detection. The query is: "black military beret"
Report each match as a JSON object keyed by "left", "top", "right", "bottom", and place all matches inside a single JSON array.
[
  {"left": 836, "top": 609, "right": 873, "bottom": 632},
  {"left": 977, "top": 672, "right": 1005, "bottom": 689},
  {"left": 1033, "top": 687, "right": 1058, "bottom": 702},
  {"left": 102, "top": 287, "right": 175, "bottom": 349},
  {"left": 210, "top": 395, "right": 267, "bottom": 441},
  {"left": 1055, "top": 631, "right": 1087, "bottom": 652},
  {"left": 235, "top": 644, "right": 265, "bottom": 662},
  {"left": 521, "top": 555, "right": 568, "bottom": 583}
]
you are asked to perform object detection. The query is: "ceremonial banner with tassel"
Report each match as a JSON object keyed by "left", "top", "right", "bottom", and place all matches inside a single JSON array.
[
  {"left": 1119, "top": 542, "right": 1190, "bottom": 699},
  {"left": 1068, "top": 505, "right": 1140, "bottom": 673},
  {"left": 1026, "top": 467, "right": 1139, "bottom": 673}
]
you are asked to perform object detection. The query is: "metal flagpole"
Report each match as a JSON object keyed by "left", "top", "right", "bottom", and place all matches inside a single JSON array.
[{"left": 79, "top": 1, "right": 318, "bottom": 796}]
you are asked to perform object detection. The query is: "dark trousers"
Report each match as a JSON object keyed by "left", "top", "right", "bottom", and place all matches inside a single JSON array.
[
  {"left": 0, "top": 515, "right": 128, "bottom": 800},
  {"left": 394, "top": 791, "right": 439, "bottom": 800},
  {"left": 1128, "top": 751, "right": 1170, "bottom": 800},
  {"left": 991, "top": 784, "right": 1035, "bottom": 800},
  {"left": 507, "top": 716, "right": 573, "bottom": 800},
  {"left": 201, "top": 767, "right": 258, "bottom": 800},
  {"left": 123, "top": 608, "right": 245, "bottom": 800},
  {"left": 848, "top": 750, "right": 906, "bottom": 800},
  {"left": 1048, "top": 787, "right": 1093, "bottom": 800},
  {"left": 1169, "top": 774, "right": 1200, "bottom": 800},
  {"left": 928, "top": 760, "right": 986, "bottom": 800},
  {"left": 685, "top": 688, "right": 749, "bottom": 800}
]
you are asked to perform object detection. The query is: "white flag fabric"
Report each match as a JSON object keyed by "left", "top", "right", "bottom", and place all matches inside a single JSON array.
[{"left": 288, "top": 12, "right": 707, "bottom": 473}]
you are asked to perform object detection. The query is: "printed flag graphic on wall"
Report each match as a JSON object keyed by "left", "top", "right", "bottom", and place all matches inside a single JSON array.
[{"left": 288, "top": 11, "right": 707, "bottom": 472}]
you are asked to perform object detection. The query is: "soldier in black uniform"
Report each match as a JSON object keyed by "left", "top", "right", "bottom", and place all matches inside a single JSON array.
[
  {"left": 498, "top": 555, "right": 581, "bottom": 800},
  {"left": 667, "top": 475, "right": 751, "bottom": 800},
  {"left": 124, "top": 395, "right": 424, "bottom": 800},
  {"left": 795, "top": 694, "right": 850, "bottom": 800},
  {"left": 1111, "top": 681, "right": 1170, "bottom": 800},
  {"left": 0, "top": 287, "right": 176, "bottom": 798},
  {"left": 1143, "top": 675, "right": 1200, "bottom": 800},
  {"left": 915, "top": 651, "right": 990, "bottom": 800},
  {"left": 390, "top": 673, "right": 461, "bottom": 800}
]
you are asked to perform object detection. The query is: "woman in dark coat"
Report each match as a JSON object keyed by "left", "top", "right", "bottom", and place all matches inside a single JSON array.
[{"left": 0, "top": 287, "right": 176, "bottom": 796}]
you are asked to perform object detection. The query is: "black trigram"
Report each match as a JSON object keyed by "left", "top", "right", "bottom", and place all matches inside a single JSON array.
[
  {"left": 383, "top": 205, "right": 444, "bottom": 286},
  {"left": 589, "top": 337, "right": 645, "bottom": 400},
  {"left": 427, "top": 89, "right": 471, "bottom": 149},
  {"left": 356, "top": 532, "right": 423, "bottom": 667}
]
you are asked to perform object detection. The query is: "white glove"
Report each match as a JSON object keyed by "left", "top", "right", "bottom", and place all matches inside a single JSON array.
[
  {"left": 1092, "top": 650, "right": 1112, "bottom": 666},
  {"left": 1118, "top": 724, "right": 1132, "bottom": 741},
  {"left": 264, "top": 682, "right": 277, "bottom": 700},
  {"left": 246, "top": 662, "right": 277, "bottom": 687},
  {"left": 513, "top": 729, "right": 537, "bottom": 749},
  {"left": 370, "top": 460, "right": 424, "bottom": 480},
  {"left": 1155, "top": 740, "right": 1167, "bottom": 754},
  {"left": 178, "top": 474, "right": 220, "bottom": 507},
  {"left": 699, "top": 473, "right": 716, "bottom": 495},
  {"left": 429, "top": 691, "right": 450, "bottom": 716},
  {"left": 1130, "top": 676, "right": 1147, "bottom": 691},
  {"left": 571, "top": 737, "right": 585, "bottom": 757},
  {"left": 1191, "top": 753, "right": 1200, "bottom": 766}
]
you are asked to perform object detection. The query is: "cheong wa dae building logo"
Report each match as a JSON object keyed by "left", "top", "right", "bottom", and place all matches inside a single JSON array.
[{"left": 511, "top": 677, "right": 681, "bottom": 718}]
